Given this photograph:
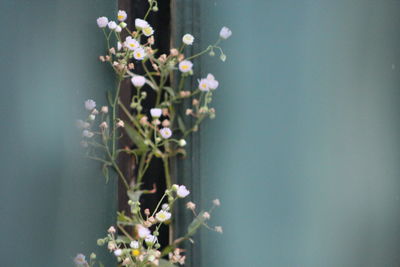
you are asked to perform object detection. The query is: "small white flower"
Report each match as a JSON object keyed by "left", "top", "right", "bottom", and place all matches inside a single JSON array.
[
  {"left": 215, "top": 226, "right": 223, "bottom": 233},
  {"left": 219, "top": 26, "right": 232, "bottom": 39},
  {"left": 88, "top": 114, "right": 95, "bottom": 121},
  {"left": 145, "top": 234, "right": 158, "bottom": 245},
  {"left": 135, "top": 18, "right": 149, "bottom": 29},
  {"left": 82, "top": 130, "right": 94, "bottom": 138},
  {"left": 130, "top": 241, "right": 139, "bottom": 249},
  {"left": 177, "top": 185, "right": 190, "bottom": 198},
  {"left": 108, "top": 226, "right": 116, "bottom": 234},
  {"left": 115, "top": 26, "right": 122, "bottom": 33},
  {"left": 162, "top": 203, "right": 170, "bottom": 211},
  {"left": 160, "top": 127, "right": 172, "bottom": 139},
  {"left": 96, "top": 16, "right": 109, "bottom": 28},
  {"left": 143, "top": 26, "right": 154, "bottom": 37},
  {"left": 117, "top": 10, "right": 127, "bottom": 22},
  {"left": 133, "top": 47, "right": 146, "bottom": 60},
  {"left": 131, "top": 75, "right": 146, "bottom": 87},
  {"left": 74, "top": 254, "right": 88, "bottom": 265},
  {"left": 125, "top": 36, "right": 140, "bottom": 51},
  {"left": 156, "top": 210, "right": 171, "bottom": 222},
  {"left": 114, "top": 249, "right": 122, "bottom": 257},
  {"left": 178, "top": 139, "right": 187, "bottom": 147},
  {"left": 150, "top": 108, "right": 162, "bottom": 118},
  {"left": 213, "top": 199, "right": 221, "bottom": 206},
  {"left": 85, "top": 99, "right": 96, "bottom": 110},
  {"left": 108, "top": 21, "right": 118, "bottom": 30},
  {"left": 182, "top": 34, "right": 194, "bottom": 45},
  {"left": 137, "top": 225, "right": 150, "bottom": 238},
  {"left": 117, "top": 42, "right": 122, "bottom": 51},
  {"left": 202, "top": 212, "right": 211, "bottom": 220},
  {"left": 206, "top": 73, "right": 219, "bottom": 90},
  {"left": 198, "top": 78, "right": 210, "bottom": 92},
  {"left": 179, "top": 60, "right": 193, "bottom": 73}
]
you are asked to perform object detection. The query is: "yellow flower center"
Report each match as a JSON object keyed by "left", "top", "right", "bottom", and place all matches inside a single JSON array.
[
  {"left": 118, "top": 15, "right": 124, "bottom": 20},
  {"left": 132, "top": 249, "right": 140, "bottom": 257},
  {"left": 136, "top": 52, "right": 142, "bottom": 58},
  {"left": 143, "top": 27, "right": 152, "bottom": 35},
  {"left": 182, "top": 65, "right": 188, "bottom": 70}
]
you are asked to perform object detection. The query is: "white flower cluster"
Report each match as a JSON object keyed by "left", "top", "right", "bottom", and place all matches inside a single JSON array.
[
  {"left": 198, "top": 73, "right": 219, "bottom": 92},
  {"left": 75, "top": 6, "right": 231, "bottom": 267}
]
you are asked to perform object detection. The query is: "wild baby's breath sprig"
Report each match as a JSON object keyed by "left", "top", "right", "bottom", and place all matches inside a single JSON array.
[{"left": 75, "top": 2, "right": 231, "bottom": 266}]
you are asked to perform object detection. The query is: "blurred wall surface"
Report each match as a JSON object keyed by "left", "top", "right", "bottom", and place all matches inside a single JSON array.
[
  {"left": 0, "top": 0, "right": 116, "bottom": 266},
  {"left": 198, "top": 1, "right": 400, "bottom": 267}
]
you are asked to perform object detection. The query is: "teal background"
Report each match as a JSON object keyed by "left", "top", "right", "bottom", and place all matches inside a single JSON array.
[
  {"left": 0, "top": 0, "right": 116, "bottom": 266},
  {"left": 198, "top": 1, "right": 400, "bottom": 267},
  {"left": 1, "top": 0, "right": 400, "bottom": 267}
]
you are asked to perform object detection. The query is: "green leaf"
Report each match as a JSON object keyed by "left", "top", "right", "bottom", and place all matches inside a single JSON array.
[
  {"left": 163, "top": 86, "right": 176, "bottom": 97},
  {"left": 124, "top": 124, "right": 147, "bottom": 151},
  {"left": 102, "top": 164, "right": 110, "bottom": 183},
  {"left": 187, "top": 211, "right": 206, "bottom": 237},
  {"left": 127, "top": 189, "right": 143, "bottom": 202},
  {"left": 158, "top": 259, "right": 178, "bottom": 267},
  {"left": 106, "top": 90, "right": 113, "bottom": 106},
  {"left": 117, "top": 211, "right": 135, "bottom": 226},
  {"left": 177, "top": 116, "right": 186, "bottom": 133},
  {"left": 161, "top": 245, "right": 175, "bottom": 257},
  {"left": 116, "top": 235, "right": 131, "bottom": 244}
]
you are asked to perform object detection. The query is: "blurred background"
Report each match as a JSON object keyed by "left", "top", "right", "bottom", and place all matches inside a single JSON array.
[{"left": 1, "top": 0, "right": 400, "bottom": 266}]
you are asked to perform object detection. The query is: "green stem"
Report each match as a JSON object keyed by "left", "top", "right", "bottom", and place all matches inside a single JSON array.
[
  {"left": 112, "top": 76, "right": 123, "bottom": 158},
  {"left": 163, "top": 156, "right": 172, "bottom": 188}
]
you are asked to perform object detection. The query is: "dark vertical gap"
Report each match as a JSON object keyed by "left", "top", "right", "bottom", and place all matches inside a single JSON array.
[{"left": 117, "top": 0, "right": 171, "bottom": 248}]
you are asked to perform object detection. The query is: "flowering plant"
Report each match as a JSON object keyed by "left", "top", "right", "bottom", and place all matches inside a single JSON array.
[{"left": 74, "top": 1, "right": 231, "bottom": 266}]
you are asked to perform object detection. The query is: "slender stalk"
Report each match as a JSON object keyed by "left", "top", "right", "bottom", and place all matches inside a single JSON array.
[
  {"left": 163, "top": 156, "right": 172, "bottom": 188},
  {"left": 112, "top": 76, "right": 123, "bottom": 158}
]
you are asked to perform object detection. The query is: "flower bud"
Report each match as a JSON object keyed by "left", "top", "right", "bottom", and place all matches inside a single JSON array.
[
  {"left": 162, "top": 119, "right": 170, "bottom": 127},
  {"left": 90, "top": 253, "right": 97, "bottom": 260},
  {"left": 101, "top": 106, "right": 109, "bottom": 113},
  {"left": 170, "top": 48, "right": 179, "bottom": 56},
  {"left": 172, "top": 184, "right": 179, "bottom": 191},
  {"left": 152, "top": 6, "right": 158, "bottom": 11},
  {"left": 178, "top": 139, "right": 186, "bottom": 147},
  {"left": 220, "top": 54, "right": 227, "bottom": 62},
  {"left": 144, "top": 208, "right": 150, "bottom": 216},
  {"left": 97, "top": 239, "right": 105, "bottom": 246},
  {"left": 119, "top": 22, "right": 127, "bottom": 28},
  {"left": 108, "top": 226, "right": 116, "bottom": 234}
]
